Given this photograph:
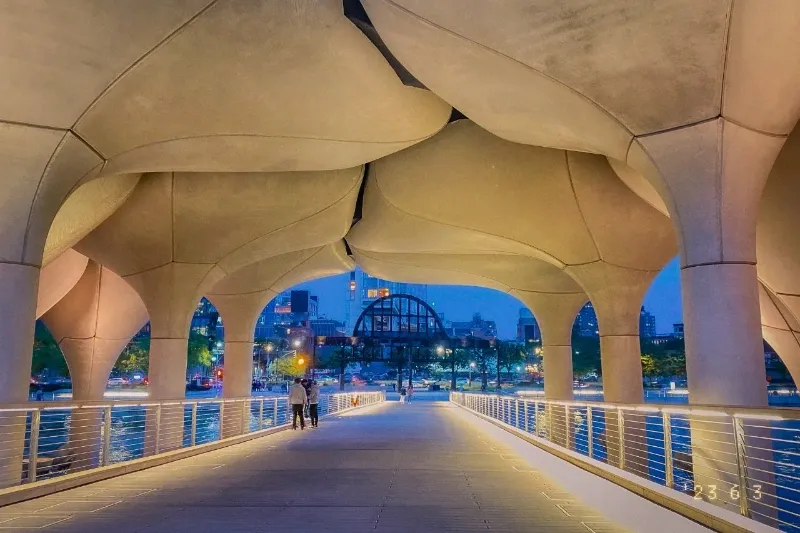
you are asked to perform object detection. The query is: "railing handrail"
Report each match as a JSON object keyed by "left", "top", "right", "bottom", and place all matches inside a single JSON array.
[
  {"left": 450, "top": 391, "right": 791, "bottom": 531},
  {"left": 457, "top": 391, "right": 800, "bottom": 420},
  {"left": 4, "top": 390, "right": 381, "bottom": 411}
]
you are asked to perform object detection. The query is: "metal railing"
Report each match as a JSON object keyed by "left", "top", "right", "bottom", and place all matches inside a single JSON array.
[
  {"left": 0, "top": 391, "right": 383, "bottom": 490},
  {"left": 451, "top": 392, "right": 800, "bottom": 532}
]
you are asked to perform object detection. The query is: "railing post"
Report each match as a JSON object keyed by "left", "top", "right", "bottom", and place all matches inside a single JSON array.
[
  {"left": 548, "top": 401, "right": 554, "bottom": 441},
  {"left": 190, "top": 403, "right": 198, "bottom": 446},
  {"left": 218, "top": 402, "right": 225, "bottom": 440},
  {"left": 27, "top": 410, "right": 40, "bottom": 483},
  {"left": 242, "top": 399, "right": 250, "bottom": 434},
  {"left": 273, "top": 398, "right": 279, "bottom": 426},
  {"left": 102, "top": 406, "right": 112, "bottom": 466},
  {"left": 524, "top": 400, "right": 530, "bottom": 432},
  {"left": 617, "top": 408, "right": 626, "bottom": 472},
  {"left": 732, "top": 416, "right": 751, "bottom": 518},
  {"left": 534, "top": 400, "right": 540, "bottom": 437},
  {"left": 662, "top": 411, "right": 674, "bottom": 489},
  {"left": 259, "top": 399, "right": 264, "bottom": 430},
  {"left": 516, "top": 399, "right": 521, "bottom": 428},
  {"left": 565, "top": 405, "right": 571, "bottom": 449},
  {"left": 154, "top": 405, "right": 162, "bottom": 454},
  {"left": 587, "top": 406, "right": 594, "bottom": 459}
]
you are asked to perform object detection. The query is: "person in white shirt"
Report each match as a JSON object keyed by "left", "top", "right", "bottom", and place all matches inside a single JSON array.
[
  {"left": 289, "top": 378, "right": 308, "bottom": 430},
  {"left": 308, "top": 381, "right": 320, "bottom": 428}
]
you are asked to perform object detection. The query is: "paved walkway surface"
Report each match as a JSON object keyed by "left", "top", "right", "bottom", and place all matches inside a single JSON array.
[{"left": 0, "top": 401, "right": 646, "bottom": 532}]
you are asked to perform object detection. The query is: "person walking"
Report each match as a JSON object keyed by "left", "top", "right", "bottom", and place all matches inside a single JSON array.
[
  {"left": 407, "top": 383, "right": 414, "bottom": 403},
  {"left": 399, "top": 386, "right": 407, "bottom": 404},
  {"left": 289, "top": 377, "right": 307, "bottom": 430},
  {"left": 308, "top": 380, "right": 320, "bottom": 428},
  {"left": 301, "top": 378, "right": 311, "bottom": 419}
]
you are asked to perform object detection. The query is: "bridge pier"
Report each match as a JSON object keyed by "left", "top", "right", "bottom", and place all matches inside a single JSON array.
[
  {"left": 629, "top": 118, "right": 787, "bottom": 523},
  {"left": 207, "top": 294, "right": 261, "bottom": 438},
  {"left": 41, "top": 260, "right": 147, "bottom": 469}
]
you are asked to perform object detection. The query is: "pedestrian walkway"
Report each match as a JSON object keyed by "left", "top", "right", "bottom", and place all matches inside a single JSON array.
[{"left": 0, "top": 400, "right": 709, "bottom": 532}]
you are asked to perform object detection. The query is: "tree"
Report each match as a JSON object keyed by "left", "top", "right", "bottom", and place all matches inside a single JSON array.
[
  {"left": 187, "top": 331, "right": 212, "bottom": 370},
  {"left": 115, "top": 336, "right": 150, "bottom": 374},
  {"left": 641, "top": 354, "right": 658, "bottom": 378},
  {"left": 571, "top": 335, "right": 601, "bottom": 376},
  {"left": 273, "top": 354, "right": 306, "bottom": 380},
  {"left": 31, "top": 321, "right": 69, "bottom": 377},
  {"left": 496, "top": 341, "right": 526, "bottom": 380}
]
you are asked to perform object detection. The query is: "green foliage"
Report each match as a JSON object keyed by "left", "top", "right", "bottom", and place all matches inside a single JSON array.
[
  {"left": 571, "top": 335, "right": 601, "bottom": 376},
  {"left": 641, "top": 354, "right": 658, "bottom": 377},
  {"left": 114, "top": 336, "right": 150, "bottom": 374},
  {"left": 273, "top": 354, "right": 306, "bottom": 378},
  {"left": 495, "top": 341, "right": 526, "bottom": 378},
  {"left": 31, "top": 321, "right": 69, "bottom": 377},
  {"left": 187, "top": 331, "right": 212, "bottom": 369}
]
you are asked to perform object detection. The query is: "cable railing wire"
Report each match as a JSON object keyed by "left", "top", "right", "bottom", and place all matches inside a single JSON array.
[
  {"left": 0, "top": 391, "right": 382, "bottom": 487},
  {"left": 451, "top": 391, "right": 800, "bottom": 532}
]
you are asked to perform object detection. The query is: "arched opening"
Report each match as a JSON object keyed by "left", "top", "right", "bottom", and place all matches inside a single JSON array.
[
  {"left": 30, "top": 320, "right": 69, "bottom": 401},
  {"left": 109, "top": 323, "right": 151, "bottom": 391}
]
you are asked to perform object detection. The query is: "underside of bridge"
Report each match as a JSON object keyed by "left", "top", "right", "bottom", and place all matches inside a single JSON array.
[{"left": 2, "top": 2, "right": 800, "bottom": 514}]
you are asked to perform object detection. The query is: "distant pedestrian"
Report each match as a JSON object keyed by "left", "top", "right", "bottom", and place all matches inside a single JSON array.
[
  {"left": 301, "top": 378, "right": 311, "bottom": 418},
  {"left": 308, "top": 380, "right": 320, "bottom": 428},
  {"left": 407, "top": 384, "right": 414, "bottom": 403},
  {"left": 289, "top": 378, "right": 307, "bottom": 430},
  {"left": 400, "top": 386, "right": 407, "bottom": 403}
]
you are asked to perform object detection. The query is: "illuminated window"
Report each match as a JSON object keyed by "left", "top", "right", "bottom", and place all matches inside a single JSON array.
[
  {"left": 367, "top": 289, "right": 378, "bottom": 298},
  {"left": 378, "top": 288, "right": 390, "bottom": 298},
  {"left": 349, "top": 280, "right": 356, "bottom": 291}
]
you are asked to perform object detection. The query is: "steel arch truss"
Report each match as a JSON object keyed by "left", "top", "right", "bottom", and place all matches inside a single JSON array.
[{"left": 352, "top": 294, "right": 448, "bottom": 344}]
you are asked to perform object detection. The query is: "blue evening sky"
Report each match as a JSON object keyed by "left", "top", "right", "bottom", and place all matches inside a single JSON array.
[{"left": 292, "top": 257, "right": 683, "bottom": 340}]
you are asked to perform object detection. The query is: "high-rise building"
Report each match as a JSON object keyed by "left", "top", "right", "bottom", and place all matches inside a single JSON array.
[
  {"left": 673, "top": 323, "right": 685, "bottom": 339},
  {"left": 191, "top": 297, "right": 221, "bottom": 338},
  {"left": 574, "top": 302, "right": 599, "bottom": 337},
  {"left": 639, "top": 306, "right": 656, "bottom": 338},
  {"left": 344, "top": 266, "right": 428, "bottom": 334},
  {"left": 254, "top": 290, "right": 319, "bottom": 340},
  {"left": 517, "top": 307, "right": 540, "bottom": 342}
]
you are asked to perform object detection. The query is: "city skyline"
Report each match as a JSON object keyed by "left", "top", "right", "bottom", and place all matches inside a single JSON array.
[{"left": 292, "top": 257, "right": 683, "bottom": 340}]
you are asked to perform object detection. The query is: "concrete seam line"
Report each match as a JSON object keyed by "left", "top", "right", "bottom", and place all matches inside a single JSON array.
[
  {"left": 451, "top": 401, "right": 775, "bottom": 533},
  {"left": 0, "top": 398, "right": 384, "bottom": 507}
]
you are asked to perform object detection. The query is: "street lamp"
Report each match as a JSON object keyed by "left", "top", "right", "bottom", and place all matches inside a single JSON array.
[
  {"left": 293, "top": 338, "right": 302, "bottom": 349},
  {"left": 534, "top": 347, "right": 541, "bottom": 355},
  {"left": 469, "top": 361, "right": 476, "bottom": 383},
  {"left": 436, "top": 346, "right": 444, "bottom": 355}
]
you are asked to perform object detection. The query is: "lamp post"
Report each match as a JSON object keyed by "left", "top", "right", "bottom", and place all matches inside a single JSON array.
[{"left": 469, "top": 361, "right": 476, "bottom": 384}]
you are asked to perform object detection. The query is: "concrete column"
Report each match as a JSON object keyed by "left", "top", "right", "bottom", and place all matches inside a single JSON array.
[
  {"left": 567, "top": 263, "right": 656, "bottom": 404},
  {"left": 630, "top": 119, "right": 786, "bottom": 520},
  {"left": 0, "top": 123, "right": 101, "bottom": 487},
  {"left": 630, "top": 119, "right": 785, "bottom": 407},
  {"left": 126, "top": 262, "right": 221, "bottom": 456},
  {"left": 41, "top": 259, "right": 148, "bottom": 469},
  {"left": 207, "top": 293, "right": 263, "bottom": 438},
  {"left": 565, "top": 264, "right": 656, "bottom": 475},
  {"left": 0, "top": 264, "right": 39, "bottom": 488},
  {"left": 514, "top": 290, "right": 586, "bottom": 449},
  {"left": 514, "top": 291, "right": 587, "bottom": 401}
]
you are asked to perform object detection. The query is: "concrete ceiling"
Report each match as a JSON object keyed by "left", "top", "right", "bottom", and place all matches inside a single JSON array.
[{"left": 2, "top": 1, "right": 798, "bottom": 367}]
